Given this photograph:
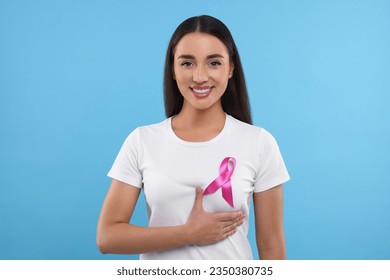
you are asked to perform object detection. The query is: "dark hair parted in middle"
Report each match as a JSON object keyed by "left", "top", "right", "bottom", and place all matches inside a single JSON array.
[{"left": 164, "top": 15, "right": 252, "bottom": 125}]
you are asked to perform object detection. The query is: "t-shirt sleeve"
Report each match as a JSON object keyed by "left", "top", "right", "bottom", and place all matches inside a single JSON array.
[
  {"left": 107, "top": 128, "right": 143, "bottom": 188},
  {"left": 253, "top": 129, "right": 290, "bottom": 193}
]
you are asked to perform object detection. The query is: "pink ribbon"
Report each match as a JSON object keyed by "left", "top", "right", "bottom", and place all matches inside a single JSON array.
[{"left": 203, "top": 157, "right": 236, "bottom": 208}]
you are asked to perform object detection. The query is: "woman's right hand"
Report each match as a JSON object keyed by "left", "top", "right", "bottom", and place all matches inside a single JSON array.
[{"left": 184, "top": 187, "right": 245, "bottom": 246}]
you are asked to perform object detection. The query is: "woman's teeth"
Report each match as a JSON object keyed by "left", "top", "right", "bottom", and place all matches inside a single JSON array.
[{"left": 193, "top": 88, "right": 211, "bottom": 94}]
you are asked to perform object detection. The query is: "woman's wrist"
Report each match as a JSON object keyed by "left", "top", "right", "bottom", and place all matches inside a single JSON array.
[{"left": 179, "top": 223, "right": 193, "bottom": 246}]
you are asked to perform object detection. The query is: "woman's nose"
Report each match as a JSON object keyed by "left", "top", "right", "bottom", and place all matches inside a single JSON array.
[{"left": 193, "top": 66, "right": 208, "bottom": 83}]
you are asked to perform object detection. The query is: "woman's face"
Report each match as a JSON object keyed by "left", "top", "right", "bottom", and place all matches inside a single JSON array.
[{"left": 173, "top": 32, "right": 234, "bottom": 112}]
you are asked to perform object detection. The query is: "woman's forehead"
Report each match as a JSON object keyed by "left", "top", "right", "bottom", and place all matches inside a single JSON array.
[{"left": 174, "top": 32, "right": 229, "bottom": 58}]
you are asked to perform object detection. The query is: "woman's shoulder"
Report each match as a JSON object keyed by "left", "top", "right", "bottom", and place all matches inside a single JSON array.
[
  {"left": 228, "top": 115, "right": 263, "bottom": 134},
  {"left": 138, "top": 118, "right": 168, "bottom": 132},
  {"left": 125, "top": 118, "right": 169, "bottom": 141},
  {"left": 228, "top": 115, "right": 277, "bottom": 144}
]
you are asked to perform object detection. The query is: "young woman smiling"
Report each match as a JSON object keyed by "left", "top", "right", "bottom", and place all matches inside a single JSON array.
[{"left": 97, "top": 15, "right": 290, "bottom": 260}]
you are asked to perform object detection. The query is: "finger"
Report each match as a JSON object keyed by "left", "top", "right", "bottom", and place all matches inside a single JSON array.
[
  {"left": 222, "top": 227, "right": 237, "bottom": 240},
  {"left": 215, "top": 211, "right": 245, "bottom": 222},
  {"left": 221, "top": 218, "right": 243, "bottom": 230},
  {"left": 192, "top": 187, "right": 204, "bottom": 210},
  {"left": 221, "top": 220, "right": 236, "bottom": 228},
  {"left": 226, "top": 222, "right": 237, "bottom": 232},
  {"left": 233, "top": 212, "right": 246, "bottom": 223}
]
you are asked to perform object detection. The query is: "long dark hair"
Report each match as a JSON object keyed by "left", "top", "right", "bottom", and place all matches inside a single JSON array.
[{"left": 164, "top": 15, "right": 252, "bottom": 124}]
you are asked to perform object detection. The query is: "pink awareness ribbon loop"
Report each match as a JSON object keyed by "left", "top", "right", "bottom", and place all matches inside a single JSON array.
[{"left": 203, "top": 157, "right": 236, "bottom": 208}]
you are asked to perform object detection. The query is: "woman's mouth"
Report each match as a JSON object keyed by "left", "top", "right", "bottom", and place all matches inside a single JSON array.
[{"left": 191, "top": 86, "right": 213, "bottom": 98}]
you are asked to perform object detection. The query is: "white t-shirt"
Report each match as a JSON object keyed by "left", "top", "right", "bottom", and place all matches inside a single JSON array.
[{"left": 108, "top": 114, "right": 290, "bottom": 259}]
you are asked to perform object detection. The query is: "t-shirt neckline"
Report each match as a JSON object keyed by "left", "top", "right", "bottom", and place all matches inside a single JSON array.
[{"left": 167, "top": 113, "right": 231, "bottom": 147}]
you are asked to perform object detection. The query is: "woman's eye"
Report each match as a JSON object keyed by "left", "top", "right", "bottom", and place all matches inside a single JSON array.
[
  {"left": 210, "top": 61, "right": 222, "bottom": 67},
  {"left": 180, "top": 61, "right": 193, "bottom": 67}
]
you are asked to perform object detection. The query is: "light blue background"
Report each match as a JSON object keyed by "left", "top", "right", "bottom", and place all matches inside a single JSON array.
[{"left": 1, "top": 0, "right": 389, "bottom": 260}]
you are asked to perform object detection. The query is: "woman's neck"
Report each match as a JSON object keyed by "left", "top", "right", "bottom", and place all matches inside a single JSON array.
[{"left": 171, "top": 104, "right": 226, "bottom": 142}]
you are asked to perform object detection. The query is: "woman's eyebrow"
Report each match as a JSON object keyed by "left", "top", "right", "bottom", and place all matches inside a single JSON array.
[
  {"left": 207, "top": 54, "right": 225, "bottom": 59},
  {"left": 177, "top": 54, "right": 195, "bottom": 59},
  {"left": 177, "top": 54, "right": 225, "bottom": 59}
]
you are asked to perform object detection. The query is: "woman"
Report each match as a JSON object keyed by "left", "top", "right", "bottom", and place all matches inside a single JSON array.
[{"left": 97, "top": 15, "right": 289, "bottom": 260}]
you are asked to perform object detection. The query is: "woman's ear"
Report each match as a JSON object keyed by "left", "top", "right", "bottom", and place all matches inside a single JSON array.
[
  {"left": 229, "top": 63, "right": 234, "bottom": 79},
  {"left": 172, "top": 67, "right": 176, "bottom": 80}
]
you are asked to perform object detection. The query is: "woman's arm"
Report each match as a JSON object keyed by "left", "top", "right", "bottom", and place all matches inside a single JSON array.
[
  {"left": 96, "top": 179, "right": 245, "bottom": 254},
  {"left": 253, "top": 184, "right": 286, "bottom": 260}
]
